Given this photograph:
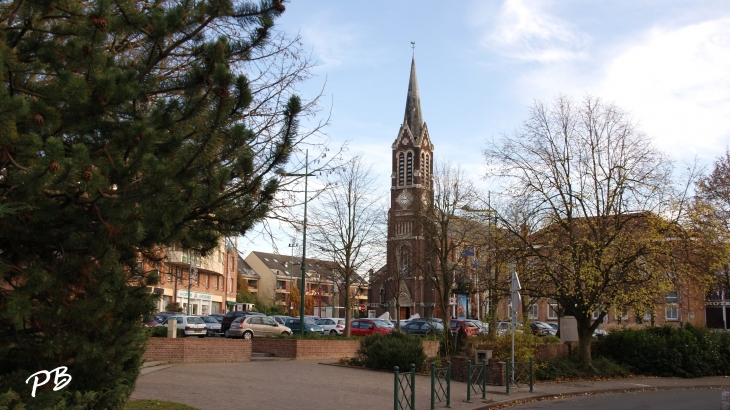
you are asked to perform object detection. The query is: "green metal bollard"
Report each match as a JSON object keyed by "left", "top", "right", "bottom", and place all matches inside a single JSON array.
[
  {"left": 529, "top": 356, "right": 533, "bottom": 393},
  {"left": 482, "top": 360, "right": 487, "bottom": 399},
  {"left": 466, "top": 359, "right": 472, "bottom": 403},
  {"left": 394, "top": 366, "right": 399, "bottom": 410},
  {"left": 446, "top": 361, "right": 451, "bottom": 408},
  {"left": 430, "top": 362, "right": 435, "bottom": 410},
  {"left": 506, "top": 358, "right": 510, "bottom": 396},
  {"left": 410, "top": 363, "right": 416, "bottom": 410}
]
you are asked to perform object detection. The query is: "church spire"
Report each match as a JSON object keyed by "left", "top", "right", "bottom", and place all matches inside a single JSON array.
[{"left": 404, "top": 56, "right": 424, "bottom": 140}]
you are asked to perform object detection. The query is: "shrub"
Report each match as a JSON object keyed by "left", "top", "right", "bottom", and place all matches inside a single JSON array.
[
  {"left": 164, "top": 302, "right": 183, "bottom": 312},
  {"left": 599, "top": 324, "right": 730, "bottom": 378},
  {"left": 357, "top": 332, "right": 426, "bottom": 372},
  {"left": 470, "top": 326, "right": 558, "bottom": 364},
  {"left": 536, "top": 356, "right": 630, "bottom": 381},
  {"left": 147, "top": 326, "right": 184, "bottom": 338}
]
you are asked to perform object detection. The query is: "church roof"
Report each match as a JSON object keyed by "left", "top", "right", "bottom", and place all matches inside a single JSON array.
[{"left": 403, "top": 56, "right": 424, "bottom": 140}]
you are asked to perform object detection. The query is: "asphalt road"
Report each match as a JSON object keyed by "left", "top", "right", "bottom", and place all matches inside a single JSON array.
[{"left": 507, "top": 388, "right": 723, "bottom": 410}]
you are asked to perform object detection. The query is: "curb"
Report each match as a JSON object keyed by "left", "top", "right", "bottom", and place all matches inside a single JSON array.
[{"left": 474, "top": 385, "right": 730, "bottom": 409}]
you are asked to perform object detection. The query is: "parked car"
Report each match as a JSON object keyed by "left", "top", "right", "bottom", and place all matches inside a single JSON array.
[
  {"left": 465, "top": 319, "right": 488, "bottom": 335},
  {"left": 450, "top": 319, "right": 480, "bottom": 337},
  {"left": 593, "top": 328, "right": 608, "bottom": 339},
  {"left": 284, "top": 318, "right": 324, "bottom": 335},
  {"left": 208, "top": 314, "right": 225, "bottom": 323},
  {"left": 221, "top": 311, "right": 265, "bottom": 337},
  {"left": 409, "top": 317, "right": 444, "bottom": 323},
  {"left": 200, "top": 316, "right": 223, "bottom": 336},
  {"left": 160, "top": 315, "right": 207, "bottom": 337},
  {"left": 227, "top": 315, "right": 292, "bottom": 339},
  {"left": 143, "top": 315, "right": 159, "bottom": 328},
  {"left": 316, "top": 318, "right": 346, "bottom": 335},
  {"left": 495, "top": 321, "right": 522, "bottom": 335},
  {"left": 270, "top": 315, "right": 292, "bottom": 326},
  {"left": 155, "top": 311, "right": 182, "bottom": 323},
  {"left": 400, "top": 321, "right": 444, "bottom": 336},
  {"left": 529, "top": 322, "right": 552, "bottom": 337},
  {"left": 533, "top": 321, "right": 557, "bottom": 336},
  {"left": 350, "top": 319, "right": 393, "bottom": 336}
]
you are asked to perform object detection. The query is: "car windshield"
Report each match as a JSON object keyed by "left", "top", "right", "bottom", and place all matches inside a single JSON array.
[
  {"left": 186, "top": 317, "right": 204, "bottom": 324},
  {"left": 304, "top": 318, "right": 318, "bottom": 325},
  {"left": 464, "top": 322, "right": 477, "bottom": 328},
  {"left": 201, "top": 317, "right": 218, "bottom": 323},
  {"left": 432, "top": 322, "right": 444, "bottom": 330},
  {"left": 372, "top": 320, "right": 390, "bottom": 329}
]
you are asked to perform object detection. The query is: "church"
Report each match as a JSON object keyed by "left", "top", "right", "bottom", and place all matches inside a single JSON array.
[{"left": 367, "top": 57, "right": 443, "bottom": 320}]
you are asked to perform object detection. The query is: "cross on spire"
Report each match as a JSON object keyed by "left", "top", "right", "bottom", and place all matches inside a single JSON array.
[{"left": 410, "top": 41, "right": 415, "bottom": 56}]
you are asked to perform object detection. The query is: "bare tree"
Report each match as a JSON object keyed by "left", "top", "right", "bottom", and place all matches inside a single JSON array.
[
  {"left": 696, "top": 150, "right": 730, "bottom": 293},
  {"left": 309, "top": 155, "right": 386, "bottom": 336},
  {"left": 484, "top": 95, "right": 691, "bottom": 363},
  {"left": 415, "top": 161, "right": 479, "bottom": 352}
]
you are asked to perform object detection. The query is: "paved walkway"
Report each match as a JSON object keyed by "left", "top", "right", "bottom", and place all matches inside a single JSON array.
[{"left": 130, "top": 360, "right": 730, "bottom": 410}]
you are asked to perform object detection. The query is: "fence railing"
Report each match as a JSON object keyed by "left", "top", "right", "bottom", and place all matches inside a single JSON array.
[
  {"left": 505, "top": 357, "right": 533, "bottom": 395},
  {"left": 430, "top": 361, "right": 451, "bottom": 409},
  {"left": 465, "top": 360, "right": 487, "bottom": 402},
  {"left": 394, "top": 364, "right": 416, "bottom": 410}
]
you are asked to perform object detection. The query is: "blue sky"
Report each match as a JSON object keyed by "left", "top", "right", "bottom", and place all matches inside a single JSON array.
[{"left": 239, "top": 0, "right": 730, "bottom": 256}]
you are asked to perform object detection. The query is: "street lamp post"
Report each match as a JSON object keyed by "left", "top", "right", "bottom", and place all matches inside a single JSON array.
[
  {"left": 276, "top": 150, "right": 315, "bottom": 336},
  {"left": 288, "top": 241, "right": 298, "bottom": 314},
  {"left": 187, "top": 259, "right": 197, "bottom": 315}
]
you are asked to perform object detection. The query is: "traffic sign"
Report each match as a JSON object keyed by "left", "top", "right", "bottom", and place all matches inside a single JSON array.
[{"left": 359, "top": 304, "right": 366, "bottom": 312}]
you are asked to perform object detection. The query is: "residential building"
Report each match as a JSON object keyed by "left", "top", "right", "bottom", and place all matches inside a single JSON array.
[
  {"left": 145, "top": 238, "right": 239, "bottom": 314},
  {"left": 243, "top": 251, "right": 368, "bottom": 317}
]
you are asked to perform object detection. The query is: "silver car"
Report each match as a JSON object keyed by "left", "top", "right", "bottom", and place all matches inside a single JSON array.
[
  {"left": 228, "top": 315, "right": 292, "bottom": 339},
  {"left": 200, "top": 316, "right": 223, "bottom": 337},
  {"left": 162, "top": 315, "right": 207, "bottom": 337},
  {"left": 316, "top": 318, "right": 346, "bottom": 335}
]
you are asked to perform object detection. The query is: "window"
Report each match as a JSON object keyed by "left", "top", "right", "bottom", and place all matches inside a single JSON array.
[
  {"left": 665, "top": 291, "right": 678, "bottom": 320},
  {"left": 205, "top": 274, "right": 209, "bottom": 288},
  {"left": 615, "top": 307, "right": 629, "bottom": 320},
  {"left": 167, "top": 267, "right": 172, "bottom": 283},
  {"left": 229, "top": 277, "right": 233, "bottom": 292},
  {"left": 398, "top": 152, "right": 404, "bottom": 186},
  {"left": 406, "top": 152, "right": 413, "bottom": 185},
  {"left": 420, "top": 153, "right": 425, "bottom": 181},
  {"left": 547, "top": 300, "right": 558, "bottom": 319},
  {"left": 528, "top": 304, "right": 538, "bottom": 319},
  {"left": 351, "top": 321, "right": 360, "bottom": 329}
]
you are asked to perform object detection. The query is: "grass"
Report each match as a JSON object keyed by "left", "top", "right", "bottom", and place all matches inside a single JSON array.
[{"left": 124, "top": 399, "right": 199, "bottom": 410}]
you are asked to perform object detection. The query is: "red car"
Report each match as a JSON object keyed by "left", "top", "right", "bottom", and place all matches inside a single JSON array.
[
  {"left": 450, "top": 319, "right": 480, "bottom": 337},
  {"left": 350, "top": 319, "right": 393, "bottom": 336}
]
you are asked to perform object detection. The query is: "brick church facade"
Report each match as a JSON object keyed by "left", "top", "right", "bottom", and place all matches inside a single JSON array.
[{"left": 367, "top": 57, "right": 441, "bottom": 320}]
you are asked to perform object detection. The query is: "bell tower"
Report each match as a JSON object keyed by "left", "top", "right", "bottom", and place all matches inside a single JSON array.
[{"left": 385, "top": 56, "right": 434, "bottom": 319}]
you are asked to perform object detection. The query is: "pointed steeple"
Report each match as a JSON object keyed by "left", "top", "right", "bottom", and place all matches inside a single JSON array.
[{"left": 404, "top": 56, "right": 424, "bottom": 140}]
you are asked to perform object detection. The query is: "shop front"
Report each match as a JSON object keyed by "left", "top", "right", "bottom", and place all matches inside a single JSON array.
[{"left": 178, "top": 290, "right": 213, "bottom": 315}]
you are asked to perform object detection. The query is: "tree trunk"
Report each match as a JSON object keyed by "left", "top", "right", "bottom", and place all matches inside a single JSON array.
[{"left": 577, "top": 316, "right": 594, "bottom": 363}]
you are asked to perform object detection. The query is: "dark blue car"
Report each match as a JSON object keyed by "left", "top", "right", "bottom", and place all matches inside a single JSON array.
[{"left": 284, "top": 318, "right": 324, "bottom": 334}]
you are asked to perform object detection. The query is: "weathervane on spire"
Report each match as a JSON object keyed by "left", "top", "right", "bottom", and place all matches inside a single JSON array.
[{"left": 410, "top": 41, "right": 415, "bottom": 56}]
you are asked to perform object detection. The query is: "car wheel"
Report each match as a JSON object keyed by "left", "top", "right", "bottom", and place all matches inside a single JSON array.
[
  {"left": 242, "top": 331, "right": 253, "bottom": 340},
  {"left": 224, "top": 329, "right": 230, "bottom": 338},
  {"left": 198, "top": 335, "right": 205, "bottom": 338},
  {"left": 282, "top": 331, "right": 290, "bottom": 336},
  {"left": 330, "top": 330, "right": 337, "bottom": 335}
]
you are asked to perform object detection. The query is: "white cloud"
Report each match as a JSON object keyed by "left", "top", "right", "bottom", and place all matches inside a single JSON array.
[
  {"left": 483, "top": 0, "right": 590, "bottom": 62},
  {"left": 594, "top": 18, "right": 730, "bottom": 159}
]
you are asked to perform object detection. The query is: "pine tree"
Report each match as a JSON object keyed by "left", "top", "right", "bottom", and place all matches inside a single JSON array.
[{"left": 0, "top": 1, "right": 303, "bottom": 407}]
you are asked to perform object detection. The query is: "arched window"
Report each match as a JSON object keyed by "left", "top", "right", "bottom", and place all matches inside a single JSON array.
[
  {"left": 420, "top": 153, "right": 425, "bottom": 183},
  {"left": 399, "top": 246, "right": 411, "bottom": 276},
  {"left": 425, "top": 153, "right": 430, "bottom": 186},
  {"left": 398, "top": 152, "right": 404, "bottom": 186},
  {"left": 406, "top": 152, "right": 413, "bottom": 185}
]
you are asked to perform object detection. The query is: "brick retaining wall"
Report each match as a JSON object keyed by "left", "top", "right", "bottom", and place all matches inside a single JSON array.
[
  {"left": 449, "top": 356, "right": 505, "bottom": 385},
  {"left": 252, "top": 339, "right": 441, "bottom": 360},
  {"left": 144, "top": 338, "right": 252, "bottom": 363}
]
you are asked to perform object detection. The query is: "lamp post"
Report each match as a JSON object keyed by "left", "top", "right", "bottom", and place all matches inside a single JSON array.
[
  {"left": 332, "top": 268, "right": 336, "bottom": 319},
  {"left": 275, "top": 150, "right": 315, "bottom": 336},
  {"left": 187, "top": 259, "right": 197, "bottom": 315},
  {"left": 288, "top": 241, "right": 298, "bottom": 314}
]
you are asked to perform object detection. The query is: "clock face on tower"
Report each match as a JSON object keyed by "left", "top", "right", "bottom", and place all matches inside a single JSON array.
[{"left": 396, "top": 191, "right": 412, "bottom": 208}]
